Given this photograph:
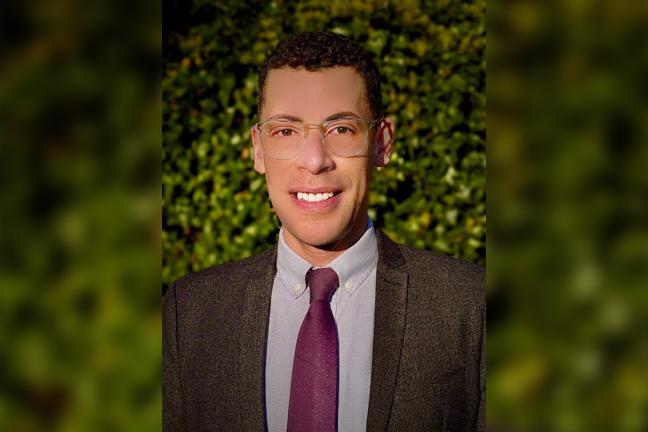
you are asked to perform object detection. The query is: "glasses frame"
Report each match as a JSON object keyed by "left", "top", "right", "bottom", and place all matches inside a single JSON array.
[{"left": 254, "top": 116, "right": 383, "bottom": 160}]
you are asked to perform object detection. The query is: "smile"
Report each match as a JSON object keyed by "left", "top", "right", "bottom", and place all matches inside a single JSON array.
[{"left": 296, "top": 192, "right": 336, "bottom": 202}]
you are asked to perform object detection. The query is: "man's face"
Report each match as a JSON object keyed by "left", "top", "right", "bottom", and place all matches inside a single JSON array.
[{"left": 252, "top": 67, "right": 393, "bottom": 259}]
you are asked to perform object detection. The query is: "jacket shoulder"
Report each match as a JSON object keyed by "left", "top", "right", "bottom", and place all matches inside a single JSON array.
[
  {"left": 168, "top": 247, "right": 276, "bottom": 302},
  {"left": 394, "top": 242, "right": 484, "bottom": 306},
  {"left": 398, "top": 243, "right": 484, "bottom": 281}
]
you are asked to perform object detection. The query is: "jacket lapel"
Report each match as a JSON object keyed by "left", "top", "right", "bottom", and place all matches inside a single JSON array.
[
  {"left": 232, "top": 232, "right": 408, "bottom": 430},
  {"left": 235, "top": 247, "right": 277, "bottom": 430},
  {"left": 367, "top": 231, "right": 408, "bottom": 432}
]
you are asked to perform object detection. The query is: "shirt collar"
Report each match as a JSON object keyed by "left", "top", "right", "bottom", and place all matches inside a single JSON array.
[
  {"left": 276, "top": 232, "right": 312, "bottom": 300},
  {"left": 275, "top": 220, "right": 378, "bottom": 300},
  {"left": 325, "top": 220, "right": 377, "bottom": 297}
]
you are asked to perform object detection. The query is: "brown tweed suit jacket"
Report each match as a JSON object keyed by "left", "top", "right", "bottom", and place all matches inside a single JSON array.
[{"left": 163, "top": 231, "right": 485, "bottom": 431}]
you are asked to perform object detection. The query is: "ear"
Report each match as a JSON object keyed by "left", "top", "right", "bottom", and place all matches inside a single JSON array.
[
  {"left": 251, "top": 125, "right": 266, "bottom": 174},
  {"left": 373, "top": 117, "right": 394, "bottom": 167}
]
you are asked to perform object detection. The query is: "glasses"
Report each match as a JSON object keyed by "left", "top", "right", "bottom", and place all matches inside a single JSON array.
[{"left": 254, "top": 116, "right": 382, "bottom": 160}]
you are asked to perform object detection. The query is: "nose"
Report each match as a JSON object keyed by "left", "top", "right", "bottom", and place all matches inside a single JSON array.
[{"left": 294, "top": 126, "right": 335, "bottom": 174}]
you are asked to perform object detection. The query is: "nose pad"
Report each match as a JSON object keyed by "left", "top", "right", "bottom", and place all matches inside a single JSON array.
[
  {"left": 305, "top": 125, "right": 325, "bottom": 143},
  {"left": 296, "top": 126, "right": 333, "bottom": 173},
  {"left": 301, "top": 125, "right": 327, "bottom": 154}
]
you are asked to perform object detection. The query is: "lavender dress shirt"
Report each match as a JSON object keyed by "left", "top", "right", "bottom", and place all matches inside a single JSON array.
[{"left": 265, "top": 221, "right": 378, "bottom": 432}]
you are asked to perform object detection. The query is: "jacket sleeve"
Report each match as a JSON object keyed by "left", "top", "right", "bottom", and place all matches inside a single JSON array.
[
  {"left": 163, "top": 282, "right": 183, "bottom": 431},
  {"left": 477, "top": 298, "right": 486, "bottom": 432}
]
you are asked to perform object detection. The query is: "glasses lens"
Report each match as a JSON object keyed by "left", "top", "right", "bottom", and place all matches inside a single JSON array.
[
  {"left": 324, "top": 118, "right": 369, "bottom": 157},
  {"left": 260, "top": 121, "right": 303, "bottom": 159},
  {"left": 259, "top": 118, "right": 372, "bottom": 159}
]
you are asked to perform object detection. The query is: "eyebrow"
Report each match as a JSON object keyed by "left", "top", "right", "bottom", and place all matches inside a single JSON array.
[
  {"left": 325, "top": 111, "right": 362, "bottom": 121},
  {"left": 264, "top": 111, "right": 363, "bottom": 123}
]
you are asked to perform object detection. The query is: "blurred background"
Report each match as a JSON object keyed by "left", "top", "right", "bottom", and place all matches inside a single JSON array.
[
  {"left": 1, "top": 0, "right": 646, "bottom": 430},
  {"left": 162, "top": 0, "right": 487, "bottom": 289},
  {"left": 0, "top": 0, "right": 161, "bottom": 430},
  {"left": 488, "top": 0, "right": 648, "bottom": 430}
]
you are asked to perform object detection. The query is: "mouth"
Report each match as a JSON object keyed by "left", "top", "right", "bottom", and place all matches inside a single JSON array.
[
  {"left": 289, "top": 188, "right": 342, "bottom": 209},
  {"left": 295, "top": 191, "right": 337, "bottom": 202}
]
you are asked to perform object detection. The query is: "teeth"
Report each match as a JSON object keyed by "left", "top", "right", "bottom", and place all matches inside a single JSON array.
[{"left": 296, "top": 192, "right": 335, "bottom": 202}]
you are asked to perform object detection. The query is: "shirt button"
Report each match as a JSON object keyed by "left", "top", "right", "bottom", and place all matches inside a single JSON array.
[{"left": 345, "top": 281, "right": 353, "bottom": 290}]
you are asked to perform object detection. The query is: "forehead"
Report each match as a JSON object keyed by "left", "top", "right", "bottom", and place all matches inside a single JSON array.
[{"left": 261, "top": 67, "right": 369, "bottom": 120}]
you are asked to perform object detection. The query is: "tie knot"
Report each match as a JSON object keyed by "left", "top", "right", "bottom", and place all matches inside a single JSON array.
[{"left": 306, "top": 267, "right": 339, "bottom": 303}]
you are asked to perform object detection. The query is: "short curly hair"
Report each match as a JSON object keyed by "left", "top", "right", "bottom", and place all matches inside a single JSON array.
[{"left": 257, "top": 31, "right": 383, "bottom": 121}]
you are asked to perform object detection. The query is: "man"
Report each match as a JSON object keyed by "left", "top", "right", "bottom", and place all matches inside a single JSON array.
[{"left": 164, "top": 31, "right": 485, "bottom": 431}]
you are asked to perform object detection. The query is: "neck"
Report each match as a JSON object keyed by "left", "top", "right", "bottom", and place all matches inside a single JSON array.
[{"left": 283, "top": 215, "right": 369, "bottom": 267}]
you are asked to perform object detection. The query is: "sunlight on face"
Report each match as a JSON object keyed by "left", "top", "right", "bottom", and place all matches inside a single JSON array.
[{"left": 252, "top": 67, "right": 392, "bottom": 264}]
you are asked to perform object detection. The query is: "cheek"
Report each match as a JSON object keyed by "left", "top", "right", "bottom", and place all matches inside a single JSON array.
[
  {"left": 344, "top": 162, "right": 372, "bottom": 199},
  {"left": 264, "top": 162, "right": 285, "bottom": 185},
  {"left": 263, "top": 163, "right": 290, "bottom": 201}
]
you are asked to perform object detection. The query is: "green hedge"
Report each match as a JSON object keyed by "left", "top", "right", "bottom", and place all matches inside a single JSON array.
[{"left": 163, "top": 0, "right": 485, "bottom": 288}]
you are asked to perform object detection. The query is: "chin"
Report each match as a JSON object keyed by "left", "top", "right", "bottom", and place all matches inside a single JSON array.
[{"left": 290, "top": 224, "right": 343, "bottom": 248}]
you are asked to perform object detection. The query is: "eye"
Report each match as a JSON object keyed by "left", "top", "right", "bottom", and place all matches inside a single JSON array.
[
  {"left": 328, "top": 124, "right": 356, "bottom": 135},
  {"left": 270, "top": 127, "right": 298, "bottom": 137}
]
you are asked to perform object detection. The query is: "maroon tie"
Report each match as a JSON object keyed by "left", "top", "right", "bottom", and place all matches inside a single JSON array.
[{"left": 287, "top": 267, "right": 339, "bottom": 432}]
